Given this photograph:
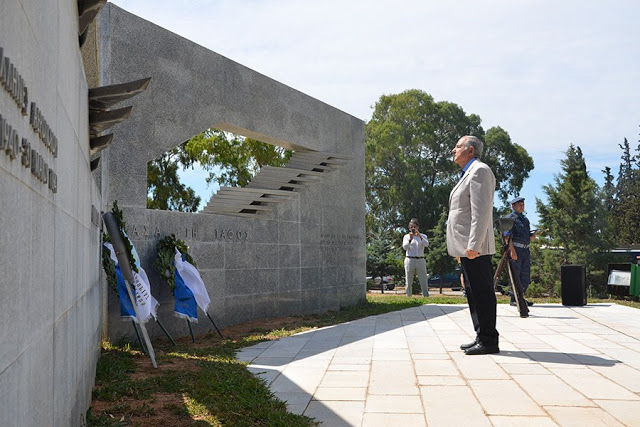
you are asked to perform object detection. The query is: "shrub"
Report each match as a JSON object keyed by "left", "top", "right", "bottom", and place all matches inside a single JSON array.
[{"left": 525, "top": 282, "right": 546, "bottom": 298}]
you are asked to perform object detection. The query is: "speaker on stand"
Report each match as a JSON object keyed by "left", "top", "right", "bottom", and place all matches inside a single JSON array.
[{"left": 561, "top": 264, "right": 587, "bottom": 306}]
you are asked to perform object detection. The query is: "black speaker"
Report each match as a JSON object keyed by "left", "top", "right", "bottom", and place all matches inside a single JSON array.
[{"left": 561, "top": 265, "right": 587, "bottom": 306}]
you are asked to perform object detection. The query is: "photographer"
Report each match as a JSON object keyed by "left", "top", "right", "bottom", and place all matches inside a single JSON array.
[{"left": 402, "top": 218, "right": 430, "bottom": 297}]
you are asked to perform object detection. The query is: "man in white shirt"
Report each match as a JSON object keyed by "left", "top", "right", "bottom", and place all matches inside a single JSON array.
[{"left": 402, "top": 218, "right": 430, "bottom": 297}]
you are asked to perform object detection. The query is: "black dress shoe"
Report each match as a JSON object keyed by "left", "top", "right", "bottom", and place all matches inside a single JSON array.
[
  {"left": 509, "top": 301, "right": 516, "bottom": 306},
  {"left": 526, "top": 300, "right": 534, "bottom": 306},
  {"left": 464, "top": 343, "right": 500, "bottom": 355},
  {"left": 460, "top": 340, "right": 477, "bottom": 350}
]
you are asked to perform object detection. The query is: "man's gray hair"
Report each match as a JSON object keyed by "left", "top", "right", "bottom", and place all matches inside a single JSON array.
[{"left": 463, "top": 135, "right": 484, "bottom": 159}]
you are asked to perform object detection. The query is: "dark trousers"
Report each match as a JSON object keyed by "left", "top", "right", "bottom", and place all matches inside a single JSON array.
[
  {"left": 461, "top": 255, "right": 499, "bottom": 346},
  {"left": 509, "top": 247, "right": 531, "bottom": 301},
  {"left": 512, "top": 247, "right": 531, "bottom": 290}
]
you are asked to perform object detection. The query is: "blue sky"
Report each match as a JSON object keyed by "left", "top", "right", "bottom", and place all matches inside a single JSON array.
[{"left": 111, "top": 0, "right": 640, "bottom": 226}]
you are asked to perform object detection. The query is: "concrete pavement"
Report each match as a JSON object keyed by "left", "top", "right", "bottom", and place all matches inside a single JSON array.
[{"left": 236, "top": 303, "right": 640, "bottom": 426}]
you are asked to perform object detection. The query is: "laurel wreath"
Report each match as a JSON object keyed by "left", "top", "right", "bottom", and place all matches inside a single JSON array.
[
  {"left": 154, "top": 234, "right": 196, "bottom": 292},
  {"left": 101, "top": 200, "right": 138, "bottom": 293}
]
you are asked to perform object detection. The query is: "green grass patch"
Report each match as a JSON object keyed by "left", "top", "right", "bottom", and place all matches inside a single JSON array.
[
  {"left": 89, "top": 340, "right": 318, "bottom": 426},
  {"left": 92, "top": 342, "right": 157, "bottom": 402}
]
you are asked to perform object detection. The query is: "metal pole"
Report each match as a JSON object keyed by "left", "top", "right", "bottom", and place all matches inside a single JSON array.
[
  {"left": 187, "top": 319, "right": 195, "bottom": 343},
  {"left": 131, "top": 320, "right": 147, "bottom": 354},
  {"left": 155, "top": 318, "right": 177, "bottom": 346},
  {"left": 206, "top": 312, "right": 223, "bottom": 338},
  {"left": 104, "top": 212, "right": 158, "bottom": 368}
]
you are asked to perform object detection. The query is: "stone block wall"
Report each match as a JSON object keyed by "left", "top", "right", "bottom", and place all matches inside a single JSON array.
[{"left": 0, "top": 1, "right": 103, "bottom": 425}]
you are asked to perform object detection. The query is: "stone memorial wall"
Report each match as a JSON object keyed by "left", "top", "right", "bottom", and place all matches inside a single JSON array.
[
  {"left": 96, "top": 4, "right": 367, "bottom": 340},
  {"left": 0, "top": 1, "right": 103, "bottom": 425}
]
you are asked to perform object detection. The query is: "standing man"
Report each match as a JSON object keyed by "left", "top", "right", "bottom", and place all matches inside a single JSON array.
[
  {"left": 506, "top": 196, "right": 536, "bottom": 307},
  {"left": 447, "top": 136, "right": 499, "bottom": 355},
  {"left": 403, "top": 218, "right": 430, "bottom": 297}
]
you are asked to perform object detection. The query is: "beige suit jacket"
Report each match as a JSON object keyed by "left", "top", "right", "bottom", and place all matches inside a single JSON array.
[{"left": 446, "top": 159, "right": 496, "bottom": 257}]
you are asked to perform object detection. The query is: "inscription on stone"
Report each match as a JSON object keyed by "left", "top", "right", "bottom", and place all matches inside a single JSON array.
[
  {"left": 130, "top": 224, "right": 162, "bottom": 238},
  {"left": 126, "top": 223, "right": 248, "bottom": 242},
  {"left": 214, "top": 229, "right": 248, "bottom": 241},
  {"left": 320, "top": 233, "right": 359, "bottom": 251},
  {"left": 0, "top": 46, "right": 58, "bottom": 193},
  {"left": 0, "top": 47, "right": 28, "bottom": 115}
]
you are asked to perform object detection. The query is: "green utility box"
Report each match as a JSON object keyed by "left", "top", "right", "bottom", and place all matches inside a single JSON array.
[{"left": 631, "top": 264, "right": 640, "bottom": 297}]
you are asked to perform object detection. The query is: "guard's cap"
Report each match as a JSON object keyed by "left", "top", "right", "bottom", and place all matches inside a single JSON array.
[{"left": 510, "top": 196, "right": 525, "bottom": 205}]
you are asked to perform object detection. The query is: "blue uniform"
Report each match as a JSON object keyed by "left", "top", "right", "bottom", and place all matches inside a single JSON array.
[{"left": 506, "top": 211, "right": 531, "bottom": 296}]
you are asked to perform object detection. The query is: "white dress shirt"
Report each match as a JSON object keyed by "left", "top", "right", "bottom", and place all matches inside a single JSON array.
[{"left": 402, "top": 233, "right": 429, "bottom": 257}]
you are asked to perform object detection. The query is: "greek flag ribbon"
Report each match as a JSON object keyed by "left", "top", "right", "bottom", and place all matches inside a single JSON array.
[
  {"left": 104, "top": 242, "right": 159, "bottom": 323},
  {"left": 173, "top": 248, "right": 211, "bottom": 322}
]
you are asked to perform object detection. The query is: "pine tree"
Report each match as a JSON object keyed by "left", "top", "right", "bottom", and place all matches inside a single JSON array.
[
  {"left": 366, "top": 229, "right": 403, "bottom": 287},
  {"left": 612, "top": 133, "right": 640, "bottom": 245},
  {"left": 617, "top": 138, "right": 632, "bottom": 191},
  {"left": 601, "top": 166, "right": 615, "bottom": 212},
  {"left": 536, "top": 144, "right": 612, "bottom": 293}
]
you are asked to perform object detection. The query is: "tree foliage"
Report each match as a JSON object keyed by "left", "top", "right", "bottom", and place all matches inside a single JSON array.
[
  {"left": 537, "top": 144, "right": 613, "bottom": 258},
  {"left": 146, "top": 129, "right": 292, "bottom": 212},
  {"left": 535, "top": 144, "right": 613, "bottom": 294},
  {"left": 366, "top": 229, "right": 403, "bottom": 281},
  {"left": 601, "top": 166, "right": 615, "bottom": 212},
  {"left": 147, "top": 142, "right": 201, "bottom": 212},
  {"left": 185, "top": 129, "right": 292, "bottom": 188},
  {"left": 425, "top": 209, "right": 458, "bottom": 280},
  {"left": 365, "top": 89, "right": 533, "bottom": 233},
  {"left": 483, "top": 126, "right": 534, "bottom": 205},
  {"left": 610, "top": 136, "right": 640, "bottom": 245}
]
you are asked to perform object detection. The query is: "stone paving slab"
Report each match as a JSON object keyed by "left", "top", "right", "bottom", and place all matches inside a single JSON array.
[{"left": 236, "top": 303, "right": 640, "bottom": 426}]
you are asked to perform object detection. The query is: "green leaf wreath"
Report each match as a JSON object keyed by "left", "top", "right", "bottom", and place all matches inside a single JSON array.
[
  {"left": 101, "top": 200, "right": 139, "bottom": 293},
  {"left": 154, "top": 234, "right": 196, "bottom": 292}
]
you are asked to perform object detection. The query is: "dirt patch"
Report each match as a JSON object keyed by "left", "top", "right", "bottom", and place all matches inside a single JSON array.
[
  {"left": 89, "top": 314, "right": 315, "bottom": 426},
  {"left": 130, "top": 358, "right": 201, "bottom": 381},
  {"left": 91, "top": 392, "right": 195, "bottom": 427}
]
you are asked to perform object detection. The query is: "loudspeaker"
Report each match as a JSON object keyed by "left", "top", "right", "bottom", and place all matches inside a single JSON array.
[{"left": 561, "top": 265, "right": 587, "bottom": 306}]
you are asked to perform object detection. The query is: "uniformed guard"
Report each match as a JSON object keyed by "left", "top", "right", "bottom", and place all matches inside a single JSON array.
[{"left": 505, "top": 196, "right": 536, "bottom": 306}]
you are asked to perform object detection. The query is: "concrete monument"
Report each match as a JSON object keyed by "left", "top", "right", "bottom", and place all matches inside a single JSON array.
[{"left": 96, "top": 4, "right": 366, "bottom": 340}]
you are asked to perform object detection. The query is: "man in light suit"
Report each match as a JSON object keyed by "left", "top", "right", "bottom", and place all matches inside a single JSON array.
[{"left": 447, "top": 135, "right": 499, "bottom": 355}]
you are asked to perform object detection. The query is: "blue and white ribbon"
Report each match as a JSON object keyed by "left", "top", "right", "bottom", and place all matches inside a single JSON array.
[
  {"left": 173, "top": 248, "right": 211, "bottom": 322},
  {"left": 104, "top": 242, "right": 159, "bottom": 323}
]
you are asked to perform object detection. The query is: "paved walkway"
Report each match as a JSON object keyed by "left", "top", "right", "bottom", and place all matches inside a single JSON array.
[{"left": 236, "top": 303, "right": 640, "bottom": 426}]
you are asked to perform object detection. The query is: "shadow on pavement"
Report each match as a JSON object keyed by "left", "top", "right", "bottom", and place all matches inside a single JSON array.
[{"left": 497, "top": 350, "right": 620, "bottom": 367}]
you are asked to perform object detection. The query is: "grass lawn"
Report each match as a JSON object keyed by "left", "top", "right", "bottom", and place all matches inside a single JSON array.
[{"left": 86, "top": 293, "right": 638, "bottom": 426}]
